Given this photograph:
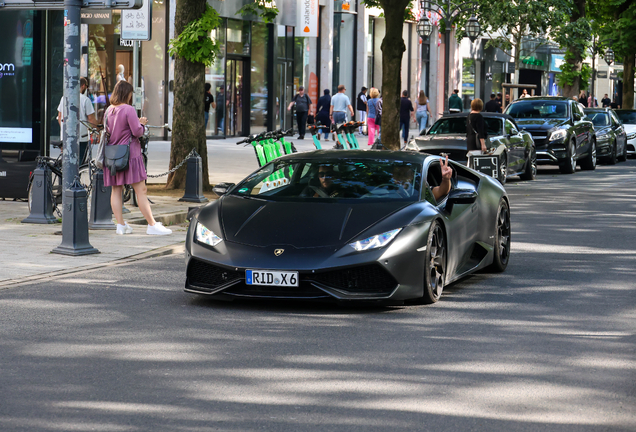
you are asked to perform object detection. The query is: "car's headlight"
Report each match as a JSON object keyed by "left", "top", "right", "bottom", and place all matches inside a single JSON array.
[
  {"left": 627, "top": 132, "right": 636, "bottom": 140},
  {"left": 549, "top": 129, "right": 567, "bottom": 141},
  {"left": 349, "top": 228, "right": 402, "bottom": 251},
  {"left": 195, "top": 222, "right": 223, "bottom": 247}
]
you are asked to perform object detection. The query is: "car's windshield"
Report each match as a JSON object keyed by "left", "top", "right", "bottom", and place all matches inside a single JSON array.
[
  {"left": 230, "top": 159, "right": 423, "bottom": 201},
  {"left": 587, "top": 112, "right": 610, "bottom": 127},
  {"left": 615, "top": 110, "right": 636, "bottom": 124},
  {"left": 506, "top": 101, "right": 569, "bottom": 119},
  {"left": 427, "top": 117, "right": 503, "bottom": 135}
]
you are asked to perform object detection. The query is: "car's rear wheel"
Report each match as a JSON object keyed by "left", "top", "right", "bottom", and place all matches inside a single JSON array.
[
  {"left": 489, "top": 199, "right": 510, "bottom": 273},
  {"left": 618, "top": 140, "right": 627, "bottom": 162},
  {"left": 559, "top": 141, "right": 576, "bottom": 174},
  {"left": 607, "top": 141, "right": 617, "bottom": 165},
  {"left": 497, "top": 153, "right": 507, "bottom": 185},
  {"left": 519, "top": 148, "right": 537, "bottom": 181},
  {"left": 421, "top": 220, "right": 446, "bottom": 304},
  {"left": 580, "top": 138, "right": 596, "bottom": 170}
]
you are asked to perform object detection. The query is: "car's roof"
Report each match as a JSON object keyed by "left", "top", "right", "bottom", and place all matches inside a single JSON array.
[
  {"left": 510, "top": 96, "right": 571, "bottom": 102},
  {"left": 439, "top": 112, "right": 515, "bottom": 122},
  {"left": 614, "top": 109, "right": 636, "bottom": 112},
  {"left": 584, "top": 108, "right": 611, "bottom": 112},
  {"left": 276, "top": 149, "right": 428, "bottom": 164}
]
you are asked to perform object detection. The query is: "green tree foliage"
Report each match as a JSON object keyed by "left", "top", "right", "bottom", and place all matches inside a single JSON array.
[
  {"left": 474, "top": 0, "right": 569, "bottom": 83},
  {"left": 592, "top": 0, "right": 636, "bottom": 107},
  {"left": 168, "top": 5, "right": 222, "bottom": 67},
  {"left": 236, "top": 0, "right": 280, "bottom": 24}
]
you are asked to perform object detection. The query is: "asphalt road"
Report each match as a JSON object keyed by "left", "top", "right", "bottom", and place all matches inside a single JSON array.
[{"left": 1, "top": 159, "right": 635, "bottom": 432}]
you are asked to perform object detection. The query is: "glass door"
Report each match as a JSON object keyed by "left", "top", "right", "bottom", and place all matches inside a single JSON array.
[
  {"left": 276, "top": 60, "right": 293, "bottom": 130},
  {"left": 226, "top": 58, "right": 246, "bottom": 136}
]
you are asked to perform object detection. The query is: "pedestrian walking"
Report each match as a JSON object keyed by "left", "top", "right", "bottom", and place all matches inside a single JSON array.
[
  {"left": 400, "top": 90, "right": 415, "bottom": 144},
  {"left": 216, "top": 87, "right": 225, "bottom": 135},
  {"left": 329, "top": 84, "right": 354, "bottom": 128},
  {"left": 610, "top": 98, "right": 620, "bottom": 109},
  {"left": 579, "top": 90, "right": 588, "bottom": 107},
  {"left": 288, "top": 86, "right": 312, "bottom": 140},
  {"left": 57, "top": 77, "right": 97, "bottom": 163},
  {"left": 495, "top": 92, "right": 502, "bottom": 106},
  {"left": 484, "top": 93, "right": 502, "bottom": 113},
  {"left": 366, "top": 88, "right": 380, "bottom": 146},
  {"left": 204, "top": 83, "right": 216, "bottom": 131},
  {"left": 415, "top": 90, "right": 431, "bottom": 133},
  {"left": 449, "top": 89, "right": 462, "bottom": 113},
  {"left": 356, "top": 87, "right": 368, "bottom": 134},
  {"left": 315, "top": 89, "right": 332, "bottom": 141},
  {"left": 601, "top": 94, "right": 611, "bottom": 108},
  {"left": 467, "top": 98, "right": 488, "bottom": 154},
  {"left": 102, "top": 80, "right": 172, "bottom": 236}
]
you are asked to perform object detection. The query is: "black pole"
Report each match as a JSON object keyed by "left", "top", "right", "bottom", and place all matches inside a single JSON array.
[
  {"left": 444, "top": 28, "right": 451, "bottom": 113},
  {"left": 52, "top": 0, "right": 99, "bottom": 256}
]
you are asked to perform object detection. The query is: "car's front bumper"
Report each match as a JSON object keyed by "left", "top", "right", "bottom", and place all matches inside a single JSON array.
[
  {"left": 184, "top": 219, "right": 429, "bottom": 302},
  {"left": 627, "top": 134, "right": 636, "bottom": 155}
]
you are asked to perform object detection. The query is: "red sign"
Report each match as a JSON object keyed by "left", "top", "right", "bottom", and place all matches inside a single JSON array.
[{"left": 309, "top": 72, "right": 318, "bottom": 114}]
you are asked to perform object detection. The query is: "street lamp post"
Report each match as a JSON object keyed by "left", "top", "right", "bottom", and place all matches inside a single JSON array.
[{"left": 418, "top": 0, "right": 480, "bottom": 113}]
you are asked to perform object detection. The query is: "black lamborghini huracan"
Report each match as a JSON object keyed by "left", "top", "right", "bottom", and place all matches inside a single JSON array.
[{"left": 184, "top": 150, "right": 510, "bottom": 304}]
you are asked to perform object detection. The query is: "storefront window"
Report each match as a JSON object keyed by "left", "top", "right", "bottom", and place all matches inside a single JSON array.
[
  {"left": 251, "top": 22, "right": 268, "bottom": 134},
  {"left": 367, "top": 18, "right": 374, "bottom": 88},
  {"left": 227, "top": 19, "right": 250, "bottom": 56},
  {"left": 205, "top": 22, "right": 226, "bottom": 136},
  {"left": 141, "top": 0, "right": 167, "bottom": 138},
  {"left": 334, "top": 13, "right": 355, "bottom": 118},
  {"left": 462, "top": 58, "right": 475, "bottom": 110}
]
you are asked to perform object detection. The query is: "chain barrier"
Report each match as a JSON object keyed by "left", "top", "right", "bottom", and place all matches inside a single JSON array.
[{"left": 147, "top": 148, "right": 198, "bottom": 179}]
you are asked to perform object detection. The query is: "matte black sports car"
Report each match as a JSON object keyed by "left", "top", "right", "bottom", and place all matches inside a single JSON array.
[
  {"left": 405, "top": 113, "right": 536, "bottom": 184},
  {"left": 584, "top": 108, "right": 627, "bottom": 163},
  {"left": 184, "top": 151, "right": 510, "bottom": 304},
  {"left": 504, "top": 97, "right": 596, "bottom": 174}
]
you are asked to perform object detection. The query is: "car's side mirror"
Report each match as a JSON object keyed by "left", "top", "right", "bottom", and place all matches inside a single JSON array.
[
  {"left": 447, "top": 188, "right": 478, "bottom": 205},
  {"left": 213, "top": 182, "right": 235, "bottom": 196}
]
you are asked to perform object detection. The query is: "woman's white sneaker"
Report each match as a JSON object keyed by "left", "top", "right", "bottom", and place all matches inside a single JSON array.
[
  {"left": 116, "top": 223, "right": 133, "bottom": 235},
  {"left": 147, "top": 222, "right": 172, "bottom": 235}
]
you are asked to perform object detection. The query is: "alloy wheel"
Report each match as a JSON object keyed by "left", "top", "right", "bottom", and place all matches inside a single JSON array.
[
  {"left": 497, "top": 205, "right": 511, "bottom": 266},
  {"left": 426, "top": 223, "right": 446, "bottom": 302}
]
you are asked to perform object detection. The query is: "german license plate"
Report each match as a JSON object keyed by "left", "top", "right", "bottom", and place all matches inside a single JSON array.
[{"left": 246, "top": 270, "right": 299, "bottom": 287}]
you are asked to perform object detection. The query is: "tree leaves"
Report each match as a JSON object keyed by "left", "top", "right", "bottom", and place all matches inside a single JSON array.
[{"left": 168, "top": 5, "right": 222, "bottom": 67}]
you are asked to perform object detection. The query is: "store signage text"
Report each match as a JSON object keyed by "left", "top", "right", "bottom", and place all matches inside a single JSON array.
[
  {"left": 298, "top": 0, "right": 318, "bottom": 37},
  {"left": 0, "top": 63, "right": 16, "bottom": 78},
  {"left": 119, "top": 39, "right": 134, "bottom": 47}
]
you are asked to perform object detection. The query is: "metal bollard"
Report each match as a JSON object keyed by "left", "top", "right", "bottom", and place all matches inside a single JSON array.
[
  {"left": 22, "top": 160, "right": 58, "bottom": 224},
  {"left": 179, "top": 150, "right": 209, "bottom": 203},
  {"left": 51, "top": 177, "right": 99, "bottom": 256},
  {"left": 88, "top": 169, "right": 115, "bottom": 230}
]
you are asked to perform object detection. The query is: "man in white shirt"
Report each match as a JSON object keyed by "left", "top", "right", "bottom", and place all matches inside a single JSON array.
[{"left": 57, "top": 77, "right": 97, "bottom": 163}]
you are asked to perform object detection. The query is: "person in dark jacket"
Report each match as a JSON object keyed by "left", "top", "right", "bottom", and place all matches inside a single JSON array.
[
  {"left": 449, "top": 89, "right": 463, "bottom": 113},
  {"left": 287, "top": 86, "right": 312, "bottom": 139},
  {"left": 399, "top": 90, "right": 415, "bottom": 144},
  {"left": 467, "top": 98, "right": 488, "bottom": 153},
  {"left": 315, "top": 89, "right": 332, "bottom": 141},
  {"left": 484, "top": 93, "right": 501, "bottom": 113},
  {"left": 356, "top": 87, "right": 368, "bottom": 134}
]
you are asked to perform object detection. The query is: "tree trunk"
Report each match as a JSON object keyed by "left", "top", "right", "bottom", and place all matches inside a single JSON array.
[
  {"left": 623, "top": 54, "right": 635, "bottom": 109},
  {"left": 562, "top": 0, "right": 585, "bottom": 98},
  {"left": 379, "top": 0, "right": 409, "bottom": 151},
  {"left": 167, "top": 0, "right": 210, "bottom": 190}
]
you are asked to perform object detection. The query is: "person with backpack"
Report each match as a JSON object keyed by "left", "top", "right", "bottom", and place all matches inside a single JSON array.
[
  {"left": 288, "top": 86, "right": 312, "bottom": 140},
  {"left": 356, "top": 87, "right": 368, "bottom": 135}
]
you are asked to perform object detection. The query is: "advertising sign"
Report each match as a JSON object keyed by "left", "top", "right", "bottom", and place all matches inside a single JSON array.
[
  {"left": 297, "top": 0, "right": 318, "bottom": 37},
  {"left": 596, "top": 70, "right": 607, "bottom": 79},
  {"left": 550, "top": 54, "right": 565, "bottom": 72},
  {"left": 121, "top": 0, "right": 151, "bottom": 40},
  {"left": 81, "top": 10, "right": 112, "bottom": 24}
]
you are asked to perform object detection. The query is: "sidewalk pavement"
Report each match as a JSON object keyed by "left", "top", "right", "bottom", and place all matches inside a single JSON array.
[
  {"left": 0, "top": 196, "right": 196, "bottom": 288},
  {"left": 2, "top": 129, "right": 421, "bottom": 287}
]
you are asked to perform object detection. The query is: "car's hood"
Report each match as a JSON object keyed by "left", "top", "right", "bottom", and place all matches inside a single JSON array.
[
  {"left": 514, "top": 118, "right": 569, "bottom": 131},
  {"left": 623, "top": 124, "right": 636, "bottom": 134},
  {"left": 215, "top": 195, "right": 412, "bottom": 248},
  {"left": 414, "top": 135, "right": 467, "bottom": 150}
]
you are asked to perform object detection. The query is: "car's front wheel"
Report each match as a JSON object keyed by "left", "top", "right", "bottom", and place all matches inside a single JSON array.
[
  {"left": 519, "top": 148, "right": 537, "bottom": 181},
  {"left": 607, "top": 141, "right": 617, "bottom": 165},
  {"left": 498, "top": 153, "right": 508, "bottom": 185},
  {"left": 489, "top": 199, "right": 511, "bottom": 273},
  {"left": 559, "top": 141, "right": 577, "bottom": 174},
  {"left": 421, "top": 220, "right": 446, "bottom": 304},
  {"left": 580, "top": 138, "right": 596, "bottom": 170}
]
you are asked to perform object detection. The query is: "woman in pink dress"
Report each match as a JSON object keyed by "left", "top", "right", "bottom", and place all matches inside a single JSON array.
[{"left": 103, "top": 81, "right": 172, "bottom": 235}]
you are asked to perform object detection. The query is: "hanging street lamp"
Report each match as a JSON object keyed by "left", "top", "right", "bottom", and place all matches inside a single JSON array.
[
  {"left": 465, "top": 16, "right": 480, "bottom": 42},
  {"left": 604, "top": 48, "right": 615, "bottom": 66},
  {"left": 417, "top": 16, "right": 433, "bottom": 39}
]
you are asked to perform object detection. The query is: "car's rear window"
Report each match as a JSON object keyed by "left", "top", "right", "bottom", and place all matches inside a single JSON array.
[
  {"left": 506, "top": 101, "right": 569, "bottom": 119},
  {"left": 230, "top": 159, "right": 423, "bottom": 201}
]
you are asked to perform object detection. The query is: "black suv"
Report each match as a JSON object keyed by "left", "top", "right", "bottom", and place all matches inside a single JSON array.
[{"left": 504, "top": 97, "right": 596, "bottom": 174}]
